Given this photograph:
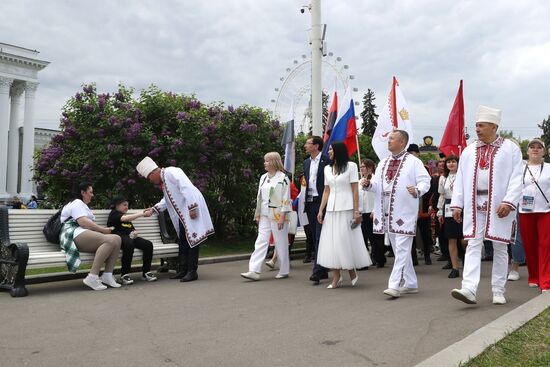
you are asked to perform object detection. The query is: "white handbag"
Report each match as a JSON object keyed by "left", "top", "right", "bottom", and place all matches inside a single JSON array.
[{"left": 288, "top": 211, "right": 298, "bottom": 235}]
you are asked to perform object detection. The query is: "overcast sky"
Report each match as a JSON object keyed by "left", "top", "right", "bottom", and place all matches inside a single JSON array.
[{"left": 1, "top": 0, "right": 549, "bottom": 143}]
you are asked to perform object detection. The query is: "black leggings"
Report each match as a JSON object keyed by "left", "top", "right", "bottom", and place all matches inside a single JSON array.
[{"left": 120, "top": 235, "right": 154, "bottom": 275}]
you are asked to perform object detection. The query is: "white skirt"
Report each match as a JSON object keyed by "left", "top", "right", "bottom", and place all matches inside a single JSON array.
[{"left": 317, "top": 210, "right": 373, "bottom": 270}]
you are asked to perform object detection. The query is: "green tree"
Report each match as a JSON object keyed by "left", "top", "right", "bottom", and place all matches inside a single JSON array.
[
  {"left": 538, "top": 115, "right": 550, "bottom": 148},
  {"left": 360, "top": 89, "right": 378, "bottom": 136}
]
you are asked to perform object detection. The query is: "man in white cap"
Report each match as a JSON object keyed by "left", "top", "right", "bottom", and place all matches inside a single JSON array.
[
  {"left": 450, "top": 105, "right": 522, "bottom": 305},
  {"left": 137, "top": 157, "right": 214, "bottom": 282}
]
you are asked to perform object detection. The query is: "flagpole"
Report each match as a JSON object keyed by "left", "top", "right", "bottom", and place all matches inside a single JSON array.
[{"left": 355, "top": 134, "right": 362, "bottom": 172}]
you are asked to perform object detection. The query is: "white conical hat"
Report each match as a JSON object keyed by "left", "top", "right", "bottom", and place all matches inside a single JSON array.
[
  {"left": 136, "top": 156, "right": 158, "bottom": 178},
  {"left": 476, "top": 105, "right": 501, "bottom": 126}
]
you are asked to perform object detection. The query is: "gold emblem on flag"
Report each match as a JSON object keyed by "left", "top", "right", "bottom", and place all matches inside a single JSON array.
[{"left": 399, "top": 108, "right": 409, "bottom": 121}]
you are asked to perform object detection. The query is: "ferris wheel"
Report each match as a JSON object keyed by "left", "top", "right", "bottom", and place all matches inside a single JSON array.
[{"left": 270, "top": 52, "right": 359, "bottom": 133}]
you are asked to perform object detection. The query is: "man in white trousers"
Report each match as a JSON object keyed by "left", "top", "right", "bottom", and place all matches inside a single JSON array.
[
  {"left": 450, "top": 105, "right": 522, "bottom": 305},
  {"left": 363, "top": 130, "right": 431, "bottom": 298}
]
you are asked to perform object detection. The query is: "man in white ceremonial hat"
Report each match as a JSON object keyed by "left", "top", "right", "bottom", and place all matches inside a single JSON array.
[
  {"left": 450, "top": 105, "right": 522, "bottom": 305},
  {"left": 362, "top": 129, "right": 431, "bottom": 298},
  {"left": 137, "top": 157, "right": 214, "bottom": 282}
]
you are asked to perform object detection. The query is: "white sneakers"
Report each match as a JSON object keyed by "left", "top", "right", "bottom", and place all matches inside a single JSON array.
[
  {"left": 507, "top": 270, "right": 520, "bottom": 281},
  {"left": 398, "top": 287, "right": 419, "bottom": 294},
  {"left": 240, "top": 271, "right": 260, "bottom": 281},
  {"left": 83, "top": 275, "right": 107, "bottom": 291},
  {"left": 120, "top": 274, "right": 134, "bottom": 285},
  {"left": 142, "top": 271, "right": 158, "bottom": 282},
  {"left": 451, "top": 288, "right": 477, "bottom": 304},
  {"left": 492, "top": 292, "right": 507, "bottom": 305},
  {"left": 275, "top": 273, "right": 288, "bottom": 279},
  {"left": 383, "top": 288, "right": 401, "bottom": 298},
  {"left": 265, "top": 259, "right": 276, "bottom": 270},
  {"left": 99, "top": 273, "right": 121, "bottom": 288}
]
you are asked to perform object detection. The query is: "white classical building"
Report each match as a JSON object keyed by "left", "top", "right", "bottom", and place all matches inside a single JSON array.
[{"left": 0, "top": 42, "right": 49, "bottom": 200}]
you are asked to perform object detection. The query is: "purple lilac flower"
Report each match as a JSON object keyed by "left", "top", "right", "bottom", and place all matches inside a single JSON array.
[
  {"left": 126, "top": 123, "right": 141, "bottom": 141},
  {"left": 176, "top": 111, "right": 188, "bottom": 121},
  {"left": 109, "top": 116, "right": 119, "bottom": 128},
  {"left": 242, "top": 168, "right": 252, "bottom": 178},
  {"left": 83, "top": 85, "right": 94, "bottom": 94},
  {"left": 47, "top": 169, "right": 57, "bottom": 175},
  {"left": 75, "top": 93, "right": 82, "bottom": 101},
  {"left": 228, "top": 105, "right": 234, "bottom": 113},
  {"left": 173, "top": 138, "right": 184, "bottom": 147},
  {"left": 132, "top": 147, "right": 143, "bottom": 156},
  {"left": 61, "top": 169, "right": 70, "bottom": 177},
  {"left": 169, "top": 159, "right": 177, "bottom": 166},
  {"left": 115, "top": 91, "right": 125, "bottom": 102},
  {"left": 127, "top": 179, "right": 136, "bottom": 185},
  {"left": 239, "top": 123, "right": 257, "bottom": 134},
  {"left": 84, "top": 105, "right": 93, "bottom": 113},
  {"left": 272, "top": 120, "right": 280, "bottom": 129},
  {"left": 224, "top": 153, "right": 233, "bottom": 160},
  {"left": 214, "top": 138, "right": 224, "bottom": 148},
  {"left": 244, "top": 147, "right": 252, "bottom": 155},
  {"left": 188, "top": 100, "right": 201, "bottom": 110},
  {"left": 198, "top": 155, "right": 208, "bottom": 164}
]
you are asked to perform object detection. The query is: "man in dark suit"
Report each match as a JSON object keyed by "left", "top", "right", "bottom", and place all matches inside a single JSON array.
[{"left": 303, "top": 136, "right": 330, "bottom": 284}]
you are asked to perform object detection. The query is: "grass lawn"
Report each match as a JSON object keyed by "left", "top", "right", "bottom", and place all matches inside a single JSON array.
[
  {"left": 26, "top": 237, "right": 305, "bottom": 276},
  {"left": 461, "top": 306, "right": 550, "bottom": 367}
]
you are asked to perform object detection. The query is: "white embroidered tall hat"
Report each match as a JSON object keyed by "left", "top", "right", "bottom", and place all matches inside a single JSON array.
[
  {"left": 475, "top": 105, "right": 501, "bottom": 126},
  {"left": 136, "top": 156, "right": 158, "bottom": 178}
]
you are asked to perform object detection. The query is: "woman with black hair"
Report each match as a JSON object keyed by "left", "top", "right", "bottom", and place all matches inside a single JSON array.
[
  {"left": 59, "top": 182, "right": 122, "bottom": 291},
  {"left": 316, "top": 142, "right": 372, "bottom": 289},
  {"left": 107, "top": 196, "right": 157, "bottom": 285}
]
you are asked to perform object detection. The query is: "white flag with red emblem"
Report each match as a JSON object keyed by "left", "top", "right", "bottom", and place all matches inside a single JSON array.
[{"left": 372, "top": 76, "right": 414, "bottom": 160}]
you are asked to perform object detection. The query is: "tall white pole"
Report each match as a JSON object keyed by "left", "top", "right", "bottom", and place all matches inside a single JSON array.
[
  {"left": 310, "top": 0, "right": 323, "bottom": 136},
  {"left": 7, "top": 82, "right": 25, "bottom": 195}
]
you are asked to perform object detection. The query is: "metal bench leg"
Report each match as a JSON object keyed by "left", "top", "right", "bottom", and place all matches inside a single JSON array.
[{"left": 9, "top": 243, "right": 29, "bottom": 297}]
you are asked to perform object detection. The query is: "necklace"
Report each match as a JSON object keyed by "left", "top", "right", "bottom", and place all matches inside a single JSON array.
[{"left": 267, "top": 172, "right": 276, "bottom": 183}]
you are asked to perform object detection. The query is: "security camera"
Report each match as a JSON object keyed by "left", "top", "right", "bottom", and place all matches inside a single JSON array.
[{"left": 300, "top": 8, "right": 305, "bottom": 13}]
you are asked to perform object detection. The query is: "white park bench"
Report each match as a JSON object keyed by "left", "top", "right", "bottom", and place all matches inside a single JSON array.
[{"left": 0, "top": 207, "right": 179, "bottom": 297}]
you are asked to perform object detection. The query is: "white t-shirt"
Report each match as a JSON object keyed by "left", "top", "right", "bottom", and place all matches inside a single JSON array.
[{"left": 60, "top": 199, "right": 95, "bottom": 238}]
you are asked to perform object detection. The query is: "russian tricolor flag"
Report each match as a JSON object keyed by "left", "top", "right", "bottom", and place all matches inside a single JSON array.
[{"left": 324, "top": 86, "right": 358, "bottom": 157}]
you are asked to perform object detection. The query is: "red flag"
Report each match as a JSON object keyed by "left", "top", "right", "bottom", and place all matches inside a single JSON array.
[
  {"left": 440, "top": 80, "right": 467, "bottom": 157},
  {"left": 324, "top": 87, "right": 338, "bottom": 143}
]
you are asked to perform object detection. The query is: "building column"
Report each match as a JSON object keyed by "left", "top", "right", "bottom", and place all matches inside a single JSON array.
[
  {"left": 7, "top": 82, "right": 25, "bottom": 195},
  {"left": 0, "top": 76, "right": 14, "bottom": 199},
  {"left": 19, "top": 82, "right": 39, "bottom": 199}
]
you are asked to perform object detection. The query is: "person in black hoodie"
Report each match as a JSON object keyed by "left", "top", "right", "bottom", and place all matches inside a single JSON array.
[{"left": 107, "top": 196, "right": 157, "bottom": 285}]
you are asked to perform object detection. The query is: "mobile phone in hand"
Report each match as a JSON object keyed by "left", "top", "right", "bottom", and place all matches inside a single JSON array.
[{"left": 350, "top": 220, "right": 360, "bottom": 229}]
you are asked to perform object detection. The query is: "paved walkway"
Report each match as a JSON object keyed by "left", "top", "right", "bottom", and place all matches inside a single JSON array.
[{"left": 0, "top": 257, "right": 542, "bottom": 367}]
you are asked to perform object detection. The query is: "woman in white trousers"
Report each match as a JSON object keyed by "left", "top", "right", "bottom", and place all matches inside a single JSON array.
[{"left": 241, "top": 152, "right": 292, "bottom": 281}]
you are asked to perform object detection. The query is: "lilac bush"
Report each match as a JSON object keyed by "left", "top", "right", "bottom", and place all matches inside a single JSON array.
[{"left": 34, "top": 84, "right": 282, "bottom": 237}]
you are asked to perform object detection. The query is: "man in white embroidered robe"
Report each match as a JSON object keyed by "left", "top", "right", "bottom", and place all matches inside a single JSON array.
[
  {"left": 364, "top": 130, "right": 431, "bottom": 298},
  {"left": 137, "top": 157, "right": 215, "bottom": 282},
  {"left": 450, "top": 106, "right": 522, "bottom": 305}
]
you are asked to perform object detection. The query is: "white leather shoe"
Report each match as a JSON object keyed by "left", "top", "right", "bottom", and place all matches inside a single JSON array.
[
  {"left": 240, "top": 271, "right": 260, "bottom": 281},
  {"left": 383, "top": 288, "right": 401, "bottom": 298},
  {"left": 398, "top": 287, "right": 419, "bottom": 294},
  {"left": 493, "top": 292, "right": 507, "bottom": 305},
  {"left": 275, "top": 273, "right": 288, "bottom": 279},
  {"left": 451, "top": 288, "right": 477, "bottom": 304},
  {"left": 265, "top": 259, "right": 276, "bottom": 270},
  {"left": 507, "top": 270, "right": 520, "bottom": 281},
  {"left": 327, "top": 277, "right": 344, "bottom": 289}
]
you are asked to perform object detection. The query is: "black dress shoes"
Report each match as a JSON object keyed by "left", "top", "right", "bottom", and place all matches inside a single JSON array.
[
  {"left": 448, "top": 268, "right": 460, "bottom": 278},
  {"left": 309, "top": 274, "right": 320, "bottom": 284},
  {"left": 303, "top": 256, "right": 312, "bottom": 264},
  {"left": 170, "top": 271, "right": 187, "bottom": 279},
  {"left": 180, "top": 271, "right": 198, "bottom": 282}
]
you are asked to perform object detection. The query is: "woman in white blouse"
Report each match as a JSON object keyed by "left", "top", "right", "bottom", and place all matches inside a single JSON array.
[
  {"left": 437, "top": 155, "right": 466, "bottom": 278},
  {"left": 60, "top": 182, "right": 122, "bottom": 291},
  {"left": 316, "top": 142, "right": 372, "bottom": 289},
  {"left": 241, "top": 152, "right": 292, "bottom": 281},
  {"left": 519, "top": 138, "right": 550, "bottom": 291}
]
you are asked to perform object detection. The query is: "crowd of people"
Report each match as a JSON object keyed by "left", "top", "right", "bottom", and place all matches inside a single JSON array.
[{"left": 23, "top": 104, "right": 548, "bottom": 302}]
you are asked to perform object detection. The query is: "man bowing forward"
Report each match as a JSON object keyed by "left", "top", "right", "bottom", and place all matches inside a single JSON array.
[{"left": 137, "top": 157, "right": 215, "bottom": 282}]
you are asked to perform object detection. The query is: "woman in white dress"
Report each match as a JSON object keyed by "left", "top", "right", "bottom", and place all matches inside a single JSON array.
[{"left": 317, "top": 142, "right": 372, "bottom": 288}]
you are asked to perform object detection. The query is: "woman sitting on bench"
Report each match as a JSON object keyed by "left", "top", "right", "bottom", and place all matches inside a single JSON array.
[{"left": 60, "top": 182, "right": 122, "bottom": 291}]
